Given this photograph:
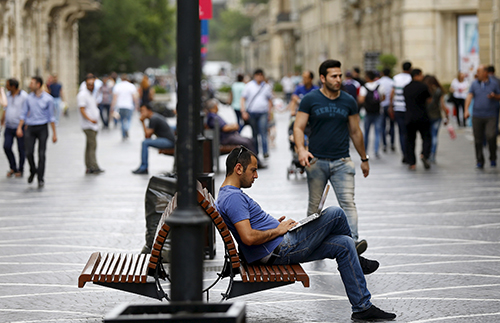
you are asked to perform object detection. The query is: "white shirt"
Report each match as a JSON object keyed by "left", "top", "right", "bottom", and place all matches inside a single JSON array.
[
  {"left": 392, "top": 73, "right": 412, "bottom": 112},
  {"left": 450, "top": 78, "right": 469, "bottom": 99},
  {"left": 377, "top": 76, "right": 394, "bottom": 107},
  {"left": 79, "top": 78, "right": 103, "bottom": 103},
  {"left": 78, "top": 88, "right": 100, "bottom": 131},
  {"left": 281, "top": 76, "right": 295, "bottom": 93},
  {"left": 112, "top": 81, "right": 138, "bottom": 110},
  {"left": 242, "top": 80, "right": 273, "bottom": 113}
]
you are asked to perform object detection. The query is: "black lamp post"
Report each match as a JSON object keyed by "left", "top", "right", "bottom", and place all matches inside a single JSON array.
[{"left": 165, "top": 0, "right": 209, "bottom": 302}]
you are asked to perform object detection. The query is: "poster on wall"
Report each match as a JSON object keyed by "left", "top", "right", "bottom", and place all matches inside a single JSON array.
[{"left": 458, "top": 15, "right": 479, "bottom": 82}]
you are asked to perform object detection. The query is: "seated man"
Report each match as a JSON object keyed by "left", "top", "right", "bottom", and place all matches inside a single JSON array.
[
  {"left": 215, "top": 147, "right": 396, "bottom": 321},
  {"left": 205, "top": 99, "right": 257, "bottom": 154},
  {"left": 132, "top": 104, "right": 175, "bottom": 175}
]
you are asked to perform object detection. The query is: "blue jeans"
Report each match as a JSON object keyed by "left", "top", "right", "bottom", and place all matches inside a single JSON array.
[
  {"left": 381, "top": 105, "right": 395, "bottom": 148},
  {"left": 3, "top": 127, "right": 25, "bottom": 173},
  {"left": 99, "top": 104, "right": 111, "bottom": 128},
  {"left": 53, "top": 98, "right": 62, "bottom": 125},
  {"left": 248, "top": 112, "right": 268, "bottom": 155},
  {"left": 363, "top": 113, "right": 383, "bottom": 155},
  {"left": 139, "top": 137, "right": 174, "bottom": 170},
  {"left": 118, "top": 108, "right": 133, "bottom": 138},
  {"left": 274, "top": 206, "right": 372, "bottom": 312},
  {"left": 430, "top": 118, "right": 442, "bottom": 158},
  {"left": 305, "top": 157, "right": 359, "bottom": 241}
]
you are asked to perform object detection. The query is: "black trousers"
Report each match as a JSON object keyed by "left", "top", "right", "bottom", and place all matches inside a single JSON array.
[
  {"left": 472, "top": 116, "right": 497, "bottom": 164},
  {"left": 405, "top": 120, "right": 432, "bottom": 166},
  {"left": 25, "top": 124, "right": 49, "bottom": 181}
]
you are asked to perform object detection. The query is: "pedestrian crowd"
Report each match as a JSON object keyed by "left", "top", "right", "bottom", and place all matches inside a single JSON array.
[{"left": 0, "top": 71, "right": 173, "bottom": 186}]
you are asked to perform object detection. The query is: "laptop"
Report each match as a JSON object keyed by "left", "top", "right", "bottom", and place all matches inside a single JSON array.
[{"left": 288, "top": 184, "right": 330, "bottom": 232}]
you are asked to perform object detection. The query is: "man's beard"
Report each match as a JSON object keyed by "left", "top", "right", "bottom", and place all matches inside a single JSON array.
[{"left": 324, "top": 81, "right": 340, "bottom": 93}]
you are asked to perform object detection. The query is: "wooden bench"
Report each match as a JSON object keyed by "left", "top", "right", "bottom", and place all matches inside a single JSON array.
[
  {"left": 77, "top": 194, "right": 177, "bottom": 301},
  {"left": 196, "top": 185, "right": 310, "bottom": 300}
]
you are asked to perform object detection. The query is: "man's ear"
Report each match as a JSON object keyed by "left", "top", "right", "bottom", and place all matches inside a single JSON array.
[{"left": 234, "top": 163, "right": 244, "bottom": 175}]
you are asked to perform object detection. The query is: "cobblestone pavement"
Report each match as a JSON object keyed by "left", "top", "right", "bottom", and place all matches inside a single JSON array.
[{"left": 0, "top": 107, "right": 499, "bottom": 323}]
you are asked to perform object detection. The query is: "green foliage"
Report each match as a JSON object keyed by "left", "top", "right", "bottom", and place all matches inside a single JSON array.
[
  {"left": 79, "top": 0, "right": 175, "bottom": 77},
  {"left": 218, "top": 85, "right": 232, "bottom": 93},
  {"left": 154, "top": 85, "right": 167, "bottom": 94},
  {"left": 208, "top": 9, "right": 252, "bottom": 63},
  {"left": 273, "top": 82, "right": 283, "bottom": 92},
  {"left": 377, "top": 54, "right": 398, "bottom": 74},
  {"left": 241, "top": 0, "right": 269, "bottom": 4}
]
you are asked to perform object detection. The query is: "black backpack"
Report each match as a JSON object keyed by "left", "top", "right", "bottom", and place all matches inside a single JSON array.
[{"left": 363, "top": 84, "right": 381, "bottom": 114}]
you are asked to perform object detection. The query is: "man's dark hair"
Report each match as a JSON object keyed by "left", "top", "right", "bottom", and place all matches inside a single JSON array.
[
  {"left": 253, "top": 68, "right": 264, "bottom": 76},
  {"left": 353, "top": 66, "right": 361, "bottom": 74},
  {"left": 382, "top": 68, "right": 391, "bottom": 77},
  {"left": 487, "top": 65, "right": 496, "bottom": 74},
  {"left": 226, "top": 146, "right": 257, "bottom": 176},
  {"left": 85, "top": 73, "right": 96, "bottom": 80},
  {"left": 319, "top": 60, "right": 342, "bottom": 78},
  {"left": 32, "top": 76, "right": 43, "bottom": 86},
  {"left": 237, "top": 74, "right": 244, "bottom": 82},
  {"left": 365, "top": 70, "right": 376, "bottom": 81},
  {"left": 305, "top": 70, "right": 314, "bottom": 80},
  {"left": 7, "top": 78, "right": 19, "bottom": 89},
  {"left": 411, "top": 68, "right": 422, "bottom": 78},
  {"left": 402, "top": 61, "right": 412, "bottom": 72},
  {"left": 141, "top": 103, "right": 153, "bottom": 111}
]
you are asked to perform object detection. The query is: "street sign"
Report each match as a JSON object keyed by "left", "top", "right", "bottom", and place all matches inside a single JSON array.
[{"left": 199, "top": 0, "right": 212, "bottom": 20}]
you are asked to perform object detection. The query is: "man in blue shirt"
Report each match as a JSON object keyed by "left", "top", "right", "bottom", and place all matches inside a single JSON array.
[
  {"left": 293, "top": 59, "right": 369, "bottom": 252},
  {"left": 1, "top": 78, "right": 28, "bottom": 177},
  {"left": 216, "top": 147, "right": 396, "bottom": 321},
  {"left": 288, "top": 70, "right": 319, "bottom": 116},
  {"left": 464, "top": 65, "right": 500, "bottom": 168},
  {"left": 16, "top": 76, "right": 57, "bottom": 187},
  {"left": 48, "top": 74, "right": 64, "bottom": 124}
]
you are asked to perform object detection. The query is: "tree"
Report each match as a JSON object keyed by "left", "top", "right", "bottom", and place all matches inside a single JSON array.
[
  {"left": 79, "top": 0, "right": 175, "bottom": 78},
  {"left": 207, "top": 9, "right": 252, "bottom": 63}
]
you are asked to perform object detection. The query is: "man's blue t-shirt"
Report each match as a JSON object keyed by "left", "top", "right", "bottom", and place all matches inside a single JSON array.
[
  {"left": 298, "top": 89, "right": 358, "bottom": 160},
  {"left": 469, "top": 77, "right": 500, "bottom": 118},
  {"left": 216, "top": 185, "right": 283, "bottom": 264},
  {"left": 293, "top": 84, "right": 319, "bottom": 100},
  {"left": 49, "top": 83, "right": 62, "bottom": 98}
]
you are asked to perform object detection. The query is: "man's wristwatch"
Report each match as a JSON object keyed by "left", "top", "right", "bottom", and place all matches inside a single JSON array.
[{"left": 361, "top": 155, "right": 369, "bottom": 162}]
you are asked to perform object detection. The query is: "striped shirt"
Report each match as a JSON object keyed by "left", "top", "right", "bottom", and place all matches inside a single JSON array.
[{"left": 392, "top": 72, "right": 412, "bottom": 112}]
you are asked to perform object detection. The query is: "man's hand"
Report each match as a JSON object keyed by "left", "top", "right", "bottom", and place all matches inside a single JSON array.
[
  {"left": 16, "top": 127, "right": 23, "bottom": 138},
  {"left": 464, "top": 110, "right": 470, "bottom": 120},
  {"left": 361, "top": 161, "right": 369, "bottom": 178},
  {"left": 298, "top": 149, "right": 314, "bottom": 167},
  {"left": 140, "top": 114, "right": 147, "bottom": 122},
  {"left": 52, "top": 133, "right": 57, "bottom": 143},
  {"left": 276, "top": 217, "right": 297, "bottom": 234},
  {"left": 241, "top": 110, "right": 249, "bottom": 121},
  {"left": 90, "top": 119, "right": 98, "bottom": 124}
]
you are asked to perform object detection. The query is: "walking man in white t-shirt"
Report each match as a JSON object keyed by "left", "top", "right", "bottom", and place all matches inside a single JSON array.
[
  {"left": 389, "top": 61, "right": 412, "bottom": 163},
  {"left": 240, "top": 69, "right": 273, "bottom": 158},
  {"left": 111, "top": 74, "right": 139, "bottom": 140},
  {"left": 78, "top": 75, "right": 103, "bottom": 174}
]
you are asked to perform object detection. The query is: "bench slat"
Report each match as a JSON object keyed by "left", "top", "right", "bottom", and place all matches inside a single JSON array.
[
  {"left": 92, "top": 253, "right": 109, "bottom": 282},
  {"left": 140, "top": 254, "right": 151, "bottom": 283},
  {"left": 265, "top": 265, "right": 276, "bottom": 282},
  {"left": 285, "top": 265, "right": 296, "bottom": 281},
  {"left": 99, "top": 253, "right": 116, "bottom": 282},
  {"left": 259, "top": 266, "right": 269, "bottom": 282},
  {"left": 252, "top": 265, "right": 262, "bottom": 282},
  {"left": 113, "top": 254, "right": 128, "bottom": 282},
  {"left": 126, "top": 254, "right": 140, "bottom": 283},
  {"left": 239, "top": 264, "right": 249, "bottom": 282},
  {"left": 291, "top": 264, "right": 310, "bottom": 287},
  {"left": 105, "top": 253, "right": 121, "bottom": 282},
  {"left": 78, "top": 252, "right": 101, "bottom": 288},
  {"left": 246, "top": 264, "right": 256, "bottom": 283},
  {"left": 134, "top": 254, "right": 147, "bottom": 283},
  {"left": 279, "top": 265, "right": 290, "bottom": 282}
]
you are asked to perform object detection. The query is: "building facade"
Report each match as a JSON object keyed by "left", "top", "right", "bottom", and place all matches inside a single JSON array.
[
  {"left": 0, "top": 0, "right": 99, "bottom": 108},
  {"left": 241, "top": 0, "right": 500, "bottom": 84}
]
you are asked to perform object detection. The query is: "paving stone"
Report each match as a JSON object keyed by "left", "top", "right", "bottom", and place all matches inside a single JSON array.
[{"left": 0, "top": 110, "right": 499, "bottom": 322}]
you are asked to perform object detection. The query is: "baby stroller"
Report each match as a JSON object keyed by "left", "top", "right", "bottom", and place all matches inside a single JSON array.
[{"left": 287, "top": 116, "right": 310, "bottom": 180}]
